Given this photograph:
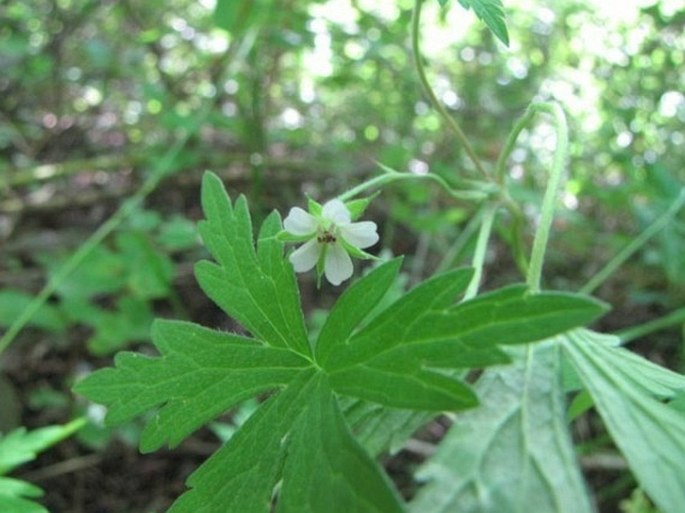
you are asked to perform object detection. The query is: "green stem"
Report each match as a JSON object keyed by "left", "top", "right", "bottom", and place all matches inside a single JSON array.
[
  {"left": 617, "top": 306, "right": 685, "bottom": 344},
  {"left": 411, "top": 0, "right": 489, "bottom": 180},
  {"left": 435, "top": 205, "right": 486, "bottom": 273},
  {"left": 0, "top": 122, "right": 201, "bottom": 357},
  {"left": 337, "top": 163, "right": 490, "bottom": 203},
  {"left": 495, "top": 105, "right": 537, "bottom": 184},
  {"left": 464, "top": 203, "right": 498, "bottom": 300},
  {"left": 580, "top": 188, "right": 685, "bottom": 295},
  {"left": 526, "top": 102, "right": 569, "bottom": 292}
]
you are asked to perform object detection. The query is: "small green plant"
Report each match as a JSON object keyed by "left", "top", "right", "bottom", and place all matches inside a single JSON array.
[
  {"left": 1, "top": 0, "right": 682, "bottom": 511},
  {"left": 71, "top": 1, "right": 685, "bottom": 511},
  {"left": 74, "top": 172, "right": 605, "bottom": 511},
  {"left": 0, "top": 420, "right": 84, "bottom": 513}
]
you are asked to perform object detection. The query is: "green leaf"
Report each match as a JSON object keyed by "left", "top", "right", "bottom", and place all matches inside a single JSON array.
[
  {"left": 0, "top": 290, "right": 66, "bottom": 333},
  {"left": 195, "top": 171, "right": 309, "bottom": 356},
  {"left": 279, "top": 374, "right": 405, "bottom": 513},
  {"left": 75, "top": 172, "right": 610, "bottom": 512},
  {"left": 43, "top": 245, "right": 127, "bottom": 299},
  {"left": 315, "top": 258, "right": 403, "bottom": 365},
  {"left": 563, "top": 329, "right": 685, "bottom": 513},
  {"left": 0, "top": 477, "right": 43, "bottom": 499},
  {"left": 157, "top": 215, "right": 198, "bottom": 251},
  {"left": 410, "top": 344, "right": 593, "bottom": 513},
  {"left": 345, "top": 192, "right": 380, "bottom": 220},
  {"left": 167, "top": 372, "right": 404, "bottom": 513},
  {"left": 213, "top": 0, "right": 253, "bottom": 34},
  {"left": 0, "top": 421, "right": 84, "bottom": 513},
  {"left": 0, "top": 419, "right": 85, "bottom": 475},
  {"left": 74, "top": 320, "right": 310, "bottom": 452},
  {"left": 85, "top": 295, "right": 154, "bottom": 355},
  {"left": 167, "top": 371, "right": 316, "bottom": 513},
  {"left": 0, "top": 478, "right": 47, "bottom": 513},
  {"left": 455, "top": 0, "right": 510, "bottom": 46},
  {"left": 326, "top": 280, "right": 607, "bottom": 411},
  {"left": 324, "top": 268, "right": 475, "bottom": 371},
  {"left": 213, "top": 0, "right": 276, "bottom": 36},
  {"left": 341, "top": 397, "right": 437, "bottom": 457},
  {"left": 117, "top": 231, "right": 174, "bottom": 299},
  {"left": 307, "top": 196, "right": 323, "bottom": 216}
]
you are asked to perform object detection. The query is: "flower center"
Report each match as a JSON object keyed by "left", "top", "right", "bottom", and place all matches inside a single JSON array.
[{"left": 317, "top": 230, "right": 337, "bottom": 244}]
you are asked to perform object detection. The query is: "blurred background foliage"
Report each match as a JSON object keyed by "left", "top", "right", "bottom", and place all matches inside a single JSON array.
[{"left": 0, "top": 0, "right": 684, "bottom": 511}]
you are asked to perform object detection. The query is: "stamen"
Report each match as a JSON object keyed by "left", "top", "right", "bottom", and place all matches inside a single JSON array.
[{"left": 317, "top": 231, "right": 337, "bottom": 243}]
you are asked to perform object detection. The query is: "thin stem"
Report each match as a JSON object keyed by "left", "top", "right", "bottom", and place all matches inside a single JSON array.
[
  {"left": 580, "top": 188, "right": 685, "bottom": 295},
  {"left": 411, "top": 0, "right": 489, "bottom": 180},
  {"left": 0, "top": 119, "right": 203, "bottom": 357},
  {"left": 616, "top": 306, "right": 685, "bottom": 344},
  {"left": 464, "top": 203, "right": 498, "bottom": 299},
  {"left": 526, "top": 102, "right": 569, "bottom": 292},
  {"left": 434, "top": 205, "right": 485, "bottom": 273},
  {"left": 337, "top": 164, "right": 489, "bottom": 203},
  {"left": 495, "top": 105, "right": 537, "bottom": 184}
]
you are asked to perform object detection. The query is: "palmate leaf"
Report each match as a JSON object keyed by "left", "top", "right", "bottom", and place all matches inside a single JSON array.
[
  {"left": 563, "top": 329, "right": 685, "bottom": 513},
  {"left": 77, "top": 320, "right": 310, "bottom": 452},
  {"left": 410, "top": 343, "right": 593, "bottom": 513},
  {"left": 75, "top": 172, "right": 607, "bottom": 512}
]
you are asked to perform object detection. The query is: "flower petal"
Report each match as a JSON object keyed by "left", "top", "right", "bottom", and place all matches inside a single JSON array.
[
  {"left": 289, "top": 239, "right": 320, "bottom": 272},
  {"left": 283, "top": 207, "right": 318, "bottom": 236},
  {"left": 324, "top": 243, "right": 353, "bottom": 286},
  {"left": 322, "top": 199, "right": 351, "bottom": 225},
  {"left": 340, "top": 221, "right": 379, "bottom": 249}
]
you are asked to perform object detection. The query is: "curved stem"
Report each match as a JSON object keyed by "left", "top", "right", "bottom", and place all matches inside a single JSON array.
[
  {"left": 495, "top": 105, "right": 537, "bottom": 184},
  {"left": 526, "top": 102, "right": 569, "bottom": 292},
  {"left": 464, "top": 202, "right": 498, "bottom": 300},
  {"left": 411, "top": 0, "right": 489, "bottom": 180},
  {"left": 337, "top": 163, "right": 491, "bottom": 203},
  {"left": 580, "top": 188, "right": 685, "bottom": 295}
]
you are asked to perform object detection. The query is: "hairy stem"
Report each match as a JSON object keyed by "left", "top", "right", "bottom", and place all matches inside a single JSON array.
[{"left": 525, "top": 102, "right": 569, "bottom": 292}]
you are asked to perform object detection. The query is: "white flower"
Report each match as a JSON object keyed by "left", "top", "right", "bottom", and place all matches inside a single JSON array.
[{"left": 283, "top": 199, "right": 379, "bottom": 286}]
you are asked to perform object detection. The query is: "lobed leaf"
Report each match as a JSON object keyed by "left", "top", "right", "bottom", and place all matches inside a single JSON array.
[
  {"left": 74, "top": 320, "right": 310, "bottom": 452},
  {"left": 330, "top": 364, "right": 477, "bottom": 411},
  {"left": 0, "top": 421, "right": 84, "bottom": 513},
  {"left": 326, "top": 279, "right": 606, "bottom": 411},
  {"left": 324, "top": 268, "right": 475, "bottom": 371},
  {"left": 563, "top": 329, "right": 685, "bottom": 513},
  {"left": 195, "top": 172, "right": 309, "bottom": 356},
  {"left": 0, "top": 478, "right": 47, "bottom": 513},
  {"left": 278, "top": 374, "right": 405, "bottom": 513},
  {"left": 74, "top": 172, "right": 612, "bottom": 512},
  {"left": 167, "top": 371, "right": 316, "bottom": 513},
  {"left": 315, "top": 258, "right": 403, "bottom": 365},
  {"left": 0, "top": 419, "right": 84, "bottom": 475},
  {"left": 168, "top": 371, "right": 404, "bottom": 513}
]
